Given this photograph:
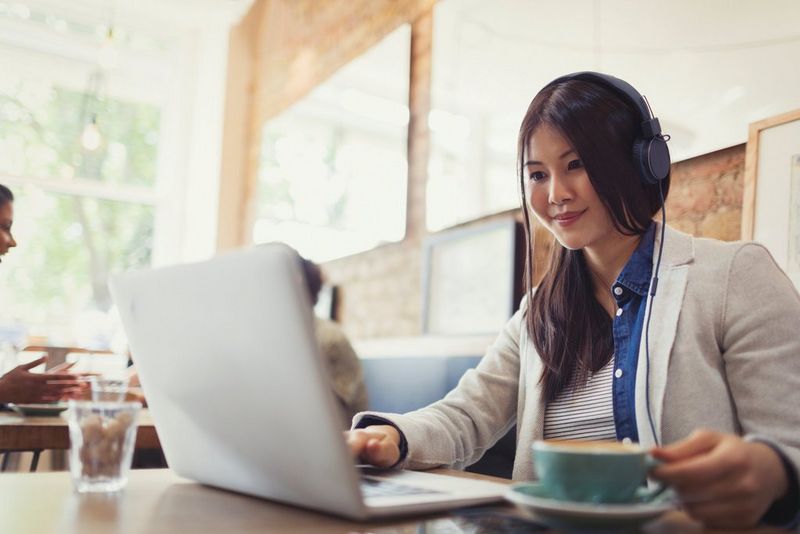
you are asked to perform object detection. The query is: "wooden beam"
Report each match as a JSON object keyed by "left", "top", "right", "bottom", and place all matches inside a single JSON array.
[
  {"left": 405, "top": 10, "right": 433, "bottom": 242},
  {"left": 216, "top": 2, "right": 264, "bottom": 251}
]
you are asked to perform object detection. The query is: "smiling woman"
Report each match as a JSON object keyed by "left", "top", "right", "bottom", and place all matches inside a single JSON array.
[
  {"left": 0, "top": 183, "right": 86, "bottom": 404},
  {"left": 347, "top": 72, "right": 800, "bottom": 530},
  {"left": 0, "top": 184, "right": 16, "bottom": 261}
]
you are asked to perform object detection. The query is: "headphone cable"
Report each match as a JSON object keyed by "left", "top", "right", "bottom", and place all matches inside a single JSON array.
[{"left": 644, "top": 180, "right": 666, "bottom": 446}]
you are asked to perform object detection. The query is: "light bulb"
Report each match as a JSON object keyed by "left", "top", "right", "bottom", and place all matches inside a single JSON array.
[
  {"left": 98, "top": 27, "right": 118, "bottom": 70},
  {"left": 81, "top": 118, "right": 102, "bottom": 151}
]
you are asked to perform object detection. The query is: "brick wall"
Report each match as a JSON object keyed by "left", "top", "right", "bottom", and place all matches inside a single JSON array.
[{"left": 664, "top": 144, "right": 745, "bottom": 241}]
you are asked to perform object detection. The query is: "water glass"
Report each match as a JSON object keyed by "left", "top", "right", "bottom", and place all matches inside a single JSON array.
[
  {"left": 67, "top": 400, "right": 141, "bottom": 493},
  {"left": 90, "top": 377, "right": 130, "bottom": 402}
]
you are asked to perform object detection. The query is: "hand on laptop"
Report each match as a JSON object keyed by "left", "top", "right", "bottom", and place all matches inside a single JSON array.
[{"left": 345, "top": 425, "right": 401, "bottom": 468}]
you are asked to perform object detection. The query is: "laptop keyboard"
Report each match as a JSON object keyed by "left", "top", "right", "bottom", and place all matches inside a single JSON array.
[{"left": 360, "top": 477, "right": 443, "bottom": 498}]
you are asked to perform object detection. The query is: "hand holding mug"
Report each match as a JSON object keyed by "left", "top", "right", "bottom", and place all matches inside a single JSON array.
[{"left": 650, "top": 429, "right": 789, "bottom": 529}]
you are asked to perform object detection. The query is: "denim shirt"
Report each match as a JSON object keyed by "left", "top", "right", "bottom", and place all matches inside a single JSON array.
[{"left": 610, "top": 222, "right": 656, "bottom": 444}]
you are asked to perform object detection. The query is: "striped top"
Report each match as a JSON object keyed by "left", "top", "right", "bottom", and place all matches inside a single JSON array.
[{"left": 543, "top": 358, "right": 617, "bottom": 441}]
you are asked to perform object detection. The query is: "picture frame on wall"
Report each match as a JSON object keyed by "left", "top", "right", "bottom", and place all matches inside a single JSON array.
[
  {"left": 421, "top": 217, "right": 523, "bottom": 335},
  {"left": 742, "top": 108, "right": 800, "bottom": 289}
]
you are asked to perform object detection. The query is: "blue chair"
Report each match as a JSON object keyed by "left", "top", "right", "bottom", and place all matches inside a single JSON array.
[{"left": 361, "top": 354, "right": 515, "bottom": 478}]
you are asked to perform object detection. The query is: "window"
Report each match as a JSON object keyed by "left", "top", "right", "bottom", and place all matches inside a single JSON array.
[
  {"left": 253, "top": 25, "right": 411, "bottom": 262},
  {"left": 0, "top": 8, "right": 165, "bottom": 348},
  {"left": 426, "top": 1, "right": 522, "bottom": 231}
]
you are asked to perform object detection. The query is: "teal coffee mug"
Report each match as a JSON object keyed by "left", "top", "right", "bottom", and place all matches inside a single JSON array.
[{"left": 531, "top": 439, "right": 665, "bottom": 504}]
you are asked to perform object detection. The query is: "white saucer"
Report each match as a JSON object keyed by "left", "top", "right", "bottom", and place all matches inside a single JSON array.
[{"left": 505, "top": 482, "right": 676, "bottom": 532}]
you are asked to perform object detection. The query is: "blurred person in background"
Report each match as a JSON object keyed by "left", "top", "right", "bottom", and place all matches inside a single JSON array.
[
  {"left": 0, "top": 184, "right": 86, "bottom": 404},
  {"left": 296, "top": 252, "right": 368, "bottom": 428}
]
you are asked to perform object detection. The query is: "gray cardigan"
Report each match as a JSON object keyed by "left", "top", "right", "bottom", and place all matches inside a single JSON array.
[{"left": 355, "top": 224, "right": 800, "bottom": 482}]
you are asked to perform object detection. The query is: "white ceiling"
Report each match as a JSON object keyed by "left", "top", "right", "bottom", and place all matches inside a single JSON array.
[{"left": 431, "top": 0, "right": 800, "bottom": 161}]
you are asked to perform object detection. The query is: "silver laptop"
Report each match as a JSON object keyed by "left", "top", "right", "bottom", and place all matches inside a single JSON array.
[{"left": 109, "top": 244, "right": 506, "bottom": 519}]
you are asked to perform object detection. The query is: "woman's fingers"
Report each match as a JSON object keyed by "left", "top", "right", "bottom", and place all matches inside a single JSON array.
[
  {"left": 651, "top": 430, "right": 731, "bottom": 486},
  {"left": 44, "top": 379, "right": 84, "bottom": 387},
  {"left": 652, "top": 429, "right": 722, "bottom": 462},
  {"left": 30, "top": 380, "right": 84, "bottom": 401},
  {"left": 364, "top": 436, "right": 399, "bottom": 468},
  {"left": 653, "top": 447, "right": 732, "bottom": 488},
  {"left": 41, "top": 373, "right": 83, "bottom": 382},
  {"left": 19, "top": 356, "right": 47, "bottom": 371},
  {"left": 345, "top": 430, "right": 367, "bottom": 456},
  {"left": 345, "top": 429, "right": 400, "bottom": 468}
]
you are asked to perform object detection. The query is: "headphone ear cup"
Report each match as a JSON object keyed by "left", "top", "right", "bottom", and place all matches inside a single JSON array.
[
  {"left": 633, "top": 137, "right": 671, "bottom": 185},
  {"left": 632, "top": 138, "right": 654, "bottom": 185}
]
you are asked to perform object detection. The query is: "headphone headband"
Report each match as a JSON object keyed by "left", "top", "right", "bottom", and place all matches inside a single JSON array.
[{"left": 542, "top": 71, "right": 670, "bottom": 184}]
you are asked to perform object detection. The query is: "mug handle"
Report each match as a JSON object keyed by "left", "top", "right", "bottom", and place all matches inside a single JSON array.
[{"left": 639, "top": 455, "right": 669, "bottom": 502}]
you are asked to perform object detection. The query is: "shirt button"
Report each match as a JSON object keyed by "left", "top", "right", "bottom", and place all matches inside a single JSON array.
[
  {"left": 622, "top": 437, "right": 633, "bottom": 445},
  {"left": 613, "top": 286, "right": 623, "bottom": 296},
  {"left": 615, "top": 308, "right": 623, "bottom": 317},
  {"left": 614, "top": 368, "right": 623, "bottom": 378}
]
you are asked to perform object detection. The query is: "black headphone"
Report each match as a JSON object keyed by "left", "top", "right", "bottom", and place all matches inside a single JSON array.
[{"left": 543, "top": 71, "right": 671, "bottom": 187}]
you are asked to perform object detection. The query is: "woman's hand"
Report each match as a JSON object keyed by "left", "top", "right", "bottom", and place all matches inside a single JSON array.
[
  {"left": 0, "top": 356, "right": 86, "bottom": 403},
  {"left": 651, "top": 429, "right": 789, "bottom": 528},
  {"left": 344, "top": 425, "right": 401, "bottom": 468}
]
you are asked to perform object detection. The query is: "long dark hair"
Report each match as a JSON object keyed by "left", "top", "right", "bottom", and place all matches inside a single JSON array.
[
  {"left": 517, "top": 79, "right": 670, "bottom": 402},
  {"left": 299, "top": 256, "right": 323, "bottom": 305},
  {"left": 0, "top": 184, "right": 13, "bottom": 207}
]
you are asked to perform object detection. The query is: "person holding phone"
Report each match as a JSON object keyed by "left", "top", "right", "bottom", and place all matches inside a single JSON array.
[
  {"left": 344, "top": 74, "right": 800, "bottom": 529},
  {"left": 0, "top": 184, "right": 85, "bottom": 404}
]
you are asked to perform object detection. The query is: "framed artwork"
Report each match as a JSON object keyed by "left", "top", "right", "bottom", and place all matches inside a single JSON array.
[
  {"left": 742, "top": 108, "right": 800, "bottom": 289},
  {"left": 421, "top": 218, "right": 523, "bottom": 335}
]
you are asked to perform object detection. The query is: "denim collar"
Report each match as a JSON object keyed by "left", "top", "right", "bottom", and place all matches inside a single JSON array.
[{"left": 615, "top": 222, "right": 655, "bottom": 297}]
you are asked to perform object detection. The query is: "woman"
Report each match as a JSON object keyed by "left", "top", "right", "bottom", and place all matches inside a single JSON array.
[
  {"left": 0, "top": 184, "right": 84, "bottom": 403},
  {"left": 345, "top": 74, "right": 800, "bottom": 529}
]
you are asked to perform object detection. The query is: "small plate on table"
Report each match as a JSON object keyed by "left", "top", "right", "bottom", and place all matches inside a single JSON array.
[
  {"left": 505, "top": 482, "right": 677, "bottom": 532},
  {"left": 7, "top": 403, "right": 69, "bottom": 417}
]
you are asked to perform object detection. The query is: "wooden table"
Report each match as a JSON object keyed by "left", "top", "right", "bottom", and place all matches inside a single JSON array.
[
  {"left": 0, "top": 409, "right": 159, "bottom": 450},
  {"left": 0, "top": 468, "right": 783, "bottom": 533},
  {"left": 0, "top": 409, "right": 160, "bottom": 471}
]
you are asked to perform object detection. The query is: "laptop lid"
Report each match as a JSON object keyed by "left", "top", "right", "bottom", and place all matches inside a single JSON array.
[{"left": 109, "top": 244, "right": 366, "bottom": 517}]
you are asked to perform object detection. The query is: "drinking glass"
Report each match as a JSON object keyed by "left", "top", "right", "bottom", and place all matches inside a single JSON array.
[
  {"left": 90, "top": 377, "right": 130, "bottom": 402},
  {"left": 67, "top": 400, "right": 141, "bottom": 493}
]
